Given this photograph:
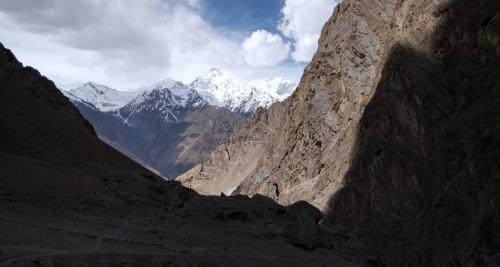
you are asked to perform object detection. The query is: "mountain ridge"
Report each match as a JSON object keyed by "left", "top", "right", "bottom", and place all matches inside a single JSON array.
[
  {"left": 63, "top": 69, "right": 296, "bottom": 179},
  {"left": 66, "top": 78, "right": 244, "bottom": 179},
  {"left": 63, "top": 69, "right": 297, "bottom": 116},
  {"left": 0, "top": 41, "right": 346, "bottom": 266}
]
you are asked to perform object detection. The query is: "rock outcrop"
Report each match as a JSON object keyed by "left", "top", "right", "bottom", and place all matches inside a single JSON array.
[
  {"left": 324, "top": 1, "right": 500, "bottom": 265},
  {"left": 179, "top": 0, "right": 500, "bottom": 264},
  {"left": 179, "top": 0, "right": 408, "bottom": 207}
]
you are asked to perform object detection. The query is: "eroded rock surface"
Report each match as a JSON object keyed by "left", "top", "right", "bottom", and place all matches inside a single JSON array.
[
  {"left": 179, "top": 0, "right": 500, "bottom": 265},
  {"left": 179, "top": 0, "right": 414, "bottom": 208}
]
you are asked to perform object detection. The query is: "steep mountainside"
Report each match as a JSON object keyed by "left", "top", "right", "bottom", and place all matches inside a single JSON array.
[
  {"left": 179, "top": 0, "right": 500, "bottom": 265},
  {"left": 0, "top": 42, "right": 350, "bottom": 266},
  {"left": 72, "top": 82, "right": 243, "bottom": 179},
  {"left": 120, "top": 84, "right": 244, "bottom": 179},
  {"left": 65, "top": 71, "right": 295, "bottom": 179},
  {"left": 179, "top": 0, "right": 401, "bottom": 206}
]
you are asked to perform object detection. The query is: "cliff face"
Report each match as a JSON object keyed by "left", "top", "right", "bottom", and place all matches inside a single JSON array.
[
  {"left": 179, "top": 0, "right": 500, "bottom": 265},
  {"left": 179, "top": 0, "right": 411, "bottom": 207},
  {"left": 324, "top": 1, "right": 500, "bottom": 265}
]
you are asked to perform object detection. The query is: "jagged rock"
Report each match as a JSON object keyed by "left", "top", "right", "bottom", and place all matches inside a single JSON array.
[
  {"left": 178, "top": 0, "right": 500, "bottom": 265},
  {"left": 178, "top": 0, "right": 409, "bottom": 208}
]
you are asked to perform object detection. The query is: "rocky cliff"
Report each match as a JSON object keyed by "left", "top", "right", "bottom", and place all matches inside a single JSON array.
[
  {"left": 179, "top": 0, "right": 500, "bottom": 264},
  {"left": 179, "top": 0, "right": 409, "bottom": 207}
]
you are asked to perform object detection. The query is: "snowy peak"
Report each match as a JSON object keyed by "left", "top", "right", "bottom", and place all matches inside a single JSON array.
[
  {"left": 140, "top": 78, "right": 182, "bottom": 92},
  {"left": 139, "top": 79, "right": 192, "bottom": 106},
  {"left": 64, "top": 82, "right": 139, "bottom": 112},
  {"left": 119, "top": 80, "right": 207, "bottom": 124},
  {"left": 188, "top": 70, "right": 297, "bottom": 114},
  {"left": 130, "top": 79, "right": 207, "bottom": 109},
  {"left": 63, "top": 70, "right": 296, "bottom": 117}
]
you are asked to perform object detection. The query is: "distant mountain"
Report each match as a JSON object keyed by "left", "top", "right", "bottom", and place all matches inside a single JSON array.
[
  {"left": 64, "top": 69, "right": 296, "bottom": 115},
  {"left": 63, "top": 71, "right": 295, "bottom": 179},
  {"left": 64, "top": 82, "right": 139, "bottom": 111},
  {"left": 0, "top": 42, "right": 334, "bottom": 266},
  {"left": 119, "top": 79, "right": 207, "bottom": 124},
  {"left": 116, "top": 81, "right": 242, "bottom": 179},
  {"left": 189, "top": 68, "right": 296, "bottom": 115}
]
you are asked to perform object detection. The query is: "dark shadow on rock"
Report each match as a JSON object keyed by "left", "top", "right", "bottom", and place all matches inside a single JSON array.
[{"left": 323, "top": 0, "right": 500, "bottom": 266}]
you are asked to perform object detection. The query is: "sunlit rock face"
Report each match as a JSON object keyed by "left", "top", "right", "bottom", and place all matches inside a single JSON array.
[
  {"left": 179, "top": 0, "right": 500, "bottom": 265},
  {"left": 178, "top": 0, "right": 404, "bottom": 208}
]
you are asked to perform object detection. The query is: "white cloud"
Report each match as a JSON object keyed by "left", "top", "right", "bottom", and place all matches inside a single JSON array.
[
  {"left": 0, "top": 0, "right": 339, "bottom": 89},
  {"left": 182, "top": 0, "right": 201, "bottom": 9},
  {"left": 278, "top": 0, "right": 339, "bottom": 62},
  {"left": 0, "top": 0, "right": 304, "bottom": 90},
  {"left": 241, "top": 30, "right": 289, "bottom": 67}
]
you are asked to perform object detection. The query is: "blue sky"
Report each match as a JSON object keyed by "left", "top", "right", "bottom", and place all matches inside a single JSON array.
[
  {"left": 0, "top": 0, "right": 339, "bottom": 89},
  {"left": 201, "top": 0, "right": 284, "bottom": 35}
]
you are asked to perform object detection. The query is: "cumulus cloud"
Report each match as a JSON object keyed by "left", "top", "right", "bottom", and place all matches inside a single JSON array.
[
  {"left": 0, "top": 0, "right": 184, "bottom": 88},
  {"left": 278, "top": 0, "right": 339, "bottom": 62},
  {"left": 0, "top": 0, "right": 301, "bottom": 89},
  {"left": 0, "top": 0, "right": 334, "bottom": 89},
  {"left": 241, "top": 30, "right": 289, "bottom": 67}
]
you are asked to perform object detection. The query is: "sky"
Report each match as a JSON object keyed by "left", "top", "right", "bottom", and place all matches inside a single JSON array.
[{"left": 0, "top": 0, "right": 340, "bottom": 90}]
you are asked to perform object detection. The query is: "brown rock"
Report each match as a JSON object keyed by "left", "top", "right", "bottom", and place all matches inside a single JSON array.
[{"left": 178, "top": 0, "right": 500, "bottom": 265}]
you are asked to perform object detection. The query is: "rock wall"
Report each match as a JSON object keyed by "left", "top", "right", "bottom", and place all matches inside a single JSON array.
[
  {"left": 324, "top": 0, "right": 500, "bottom": 265},
  {"left": 181, "top": 0, "right": 500, "bottom": 264},
  {"left": 178, "top": 0, "right": 433, "bottom": 209}
]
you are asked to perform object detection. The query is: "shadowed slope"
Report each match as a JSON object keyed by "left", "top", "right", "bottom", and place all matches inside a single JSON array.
[
  {"left": 0, "top": 42, "right": 165, "bottom": 202},
  {"left": 324, "top": 1, "right": 500, "bottom": 265},
  {"left": 0, "top": 43, "right": 349, "bottom": 266},
  {"left": 178, "top": 0, "right": 500, "bottom": 265}
]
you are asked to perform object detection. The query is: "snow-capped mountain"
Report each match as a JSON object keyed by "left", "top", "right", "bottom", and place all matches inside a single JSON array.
[
  {"left": 119, "top": 79, "right": 208, "bottom": 124},
  {"left": 63, "top": 82, "right": 140, "bottom": 112},
  {"left": 65, "top": 79, "right": 243, "bottom": 179},
  {"left": 63, "top": 69, "right": 296, "bottom": 116},
  {"left": 60, "top": 70, "right": 296, "bottom": 179},
  {"left": 189, "top": 68, "right": 296, "bottom": 114}
]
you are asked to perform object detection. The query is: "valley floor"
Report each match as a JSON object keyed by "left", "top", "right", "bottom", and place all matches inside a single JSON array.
[{"left": 0, "top": 154, "right": 357, "bottom": 267}]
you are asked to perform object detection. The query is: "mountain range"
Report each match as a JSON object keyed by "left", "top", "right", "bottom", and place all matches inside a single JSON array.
[
  {"left": 1, "top": 0, "right": 499, "bottom": 265},
  {"left": 0, "top": 42, "right": 340, "bottom": 266},
  {"left": 64, "top": 68, "right": 295, "bottom": 115},
  {"left": 62, "top": 71, "right": 295, "bottom": 178}
]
